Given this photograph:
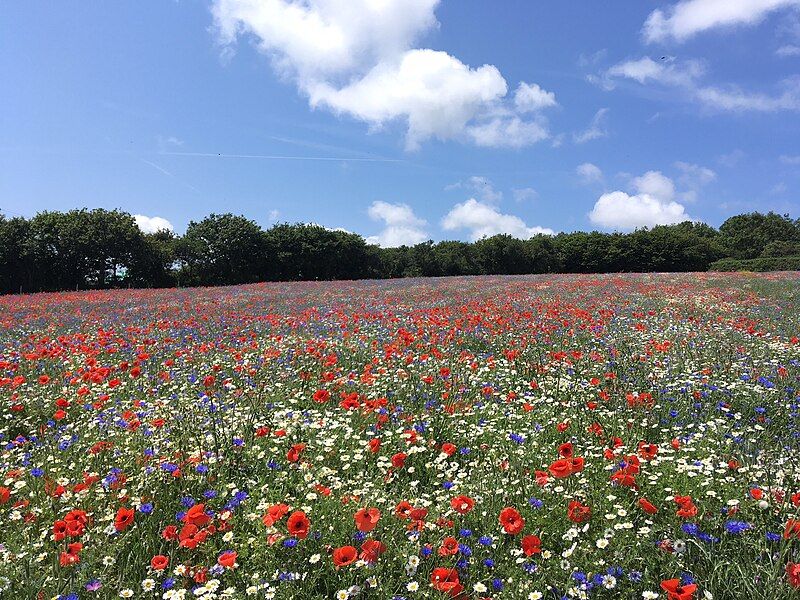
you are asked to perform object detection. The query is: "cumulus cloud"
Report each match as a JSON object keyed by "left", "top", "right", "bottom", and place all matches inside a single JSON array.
[
  {"left": 643, "top": 0, "right": 800, "bottom": 44},
  {"left": 576, "top": 162, "right": 604, "bottom": 184},
  {"left": 514, "top": 82, "right": 558, "bottom": 112},
  {"left": 366, "top": 200, "right": 428, "bottom": 247},
  {"left": 600, "top": 56, "right": 800, "bottom": 113},
  {"left": 573, "top": 108, "right": 609, "bottom": 143},
  {"left": 212, "top": 0, "right": 556, "bottom": 149},
  {"left": 441, "top": 198, "right": 554, "bottom": 241},
  {"left": 134, "top": 214, "right": 174, "bottom": 234},
  {"left": 631, "top": 170, "right": 676, "bottom": 201},
  {"left": 588, "top": 170, "right": 695, "bottom": 230}
]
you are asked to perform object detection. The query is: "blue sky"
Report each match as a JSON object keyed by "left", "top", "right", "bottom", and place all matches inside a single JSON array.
[{"left": 2, "top": 1, "right": 800, "bottom": 244}]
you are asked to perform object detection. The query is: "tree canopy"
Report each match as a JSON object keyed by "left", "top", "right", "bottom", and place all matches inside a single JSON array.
[{"left": 1, "top": 209, "right": 797, "bottom": 294}]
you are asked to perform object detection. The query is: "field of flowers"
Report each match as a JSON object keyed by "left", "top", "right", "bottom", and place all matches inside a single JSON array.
[{"left": 1, "top": 273, "right": 800, "bottom": 600}]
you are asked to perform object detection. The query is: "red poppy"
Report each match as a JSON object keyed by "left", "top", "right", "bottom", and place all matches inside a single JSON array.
[
  {"left": 354, "top": 507, "right": 381, "bottom": 532},
  {"left": 114, "top": 507, "right": 135, "bottom": 532},
  {"left": 286, "top": 510, "right": 310, "bottom": 539},
  {"left": 499, "top": 507, "right": 524, "bottom": 535},
  {"left": 178, "top": 524, "right": 208, "bottom": 549},
  {"left": 784, "top": 519, "right": 800, "bottom": 540},
  {"left": 638, "top": 497, "right": 659, "bottom": 514},
  {"left": 391, "top": 452, "right": 407, "bottom": 468},
  {"left": 558, "top": 442, "right": 573, "bottom": 458},
  {"left": 660, "top": 578, "right": 697, "bottom": 600},
  {"left": 521, "top": 534, "right": 542, "bottom": 556},
  {"left": 431, "top": 567, "right": 463, "bottom": 597},
  {"left": 332, "top": 545, "right": 358, "bottom": 567},
  {"left": 450, "top": 495, "right": 475, "bottom": 515},
  {"left": 787, "top": 563, "right": 800, "bottom": 588},
  {"left": 638, "top": 442, "right": 658, "bottom": 459},
  {"left": 262, "top": 503, "right": 289, "bottom": 527},
  {"left": 395, "top": 500, "right": 413, "bottom": 519},
  {"left": 548, "top": 459, "right": 572, "bottom": 479},
  {"left": 183, "top": 503, "right": 212, "bottom": 527},
  {"left": 217, "top": 551, "right": 237, "bottom": 569},
  {"left": 0, "top": 486, "right": 9, "bottom": 504},
  {"left": 569, "top": 456, "right": 585, "bottom": 473},
  {"left": 567, "top": 500, "right": 591, "bottom": 523},
  {"left": 59, "top": 542, "right": 82, "bottom": 567},
  {"left": 286, "top": 443, "right": 306, "bottom": 463},
  {"left": 439, "top": 536, "right": 459, "bottom": 556},
  {"left": 441, "top": 442, "right": 457, "bottom": 456},
  {"left": 359, "top": 538, "right": 386, "bottom": 563},
  {"left": 151, "top": 555, "right": 169, "bottom": 571},
  {"left": 312, "top": 389, "right": 330, "bottom": 403}
]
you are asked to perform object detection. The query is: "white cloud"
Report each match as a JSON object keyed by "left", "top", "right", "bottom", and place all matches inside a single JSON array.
[
  {"left": 466, "top": 115, "right": 550, "bottom": 148},
  {"left": 366, "top": 200, "right": 428, "bottom": 246},
  {"left": 589, "top": 170, "right": 695, "bottom": 230},
  {"left": 576, "top": 162, "right": 604, "bottom": 184},
  {"left": 441, "top": 198, "right": 553, "bottom": 241},
  {"left": 694, "top": 78, "right": 800, "bottom": 111},
  {"left": 674, "top": 161, "right": 716, "bottom": 202},
  {"left": 213, "top": 0, "right": 555, "bottom": 149},
  {"left": 573, "top": 108, "right": 609, "bottom": 143},
  {"left": 513, "top": 187, "right": 538, "bottom": 202},
  {"left": 643, "top": 0, "right": 800, "bottom": 44},
  {"left": 309, "top": 49, "right": 508, "bottom": 150},
  {"left": 514, "top": 82, "right": 558, "bottom": 112},
  {"left": 675, "top": 161, "right": 716, "bottom": 186},
  {"left": 134, "top": 214, "right": 174, "bottom": 234},
  {"left": 446, "top": 176, "right": 503, "bottom": 203},
  {"left": 588, "top": 191, "right": 694, "bottom": 230},
  {"left": 777, "top": 43, "right": 800, "bottom": 55},
  {"left": 602, "top": 56, "right": 800, "bottom": 112},
  {"left": 605, "top": 56, "right": 704, "bottom": 88},
  {"left": 632, "top": 170, "right": 676, "bottom": 201},
  {"left": 781, "top": 154, "right": 800, "bottom": 164},
  {"left": 268, "top": 209, "right": 280, "bottom": 222}
]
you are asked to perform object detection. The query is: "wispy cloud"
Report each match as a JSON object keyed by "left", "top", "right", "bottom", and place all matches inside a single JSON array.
[{"left": 573, "top": 108, "right": 610, "bottom": 144}]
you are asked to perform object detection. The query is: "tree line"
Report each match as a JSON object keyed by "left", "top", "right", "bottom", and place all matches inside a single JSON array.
[{"left": 1, "top": 209, "right": 798, "bottom": 294}]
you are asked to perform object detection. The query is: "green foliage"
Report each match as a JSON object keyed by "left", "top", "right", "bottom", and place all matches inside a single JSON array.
[
  {"left": 709, "top": 255, "right": 800, "bottom": 272},
  {"left": 719, "top": 212, "right": 800, "bottom": 260},
  {"left": 0, "top": 209, "right": 798, "bottom": 293}
]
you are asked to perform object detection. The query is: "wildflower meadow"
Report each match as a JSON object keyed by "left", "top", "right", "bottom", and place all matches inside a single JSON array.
[{"left": 1, "top": 273, "right": 799, "bottom": 600}]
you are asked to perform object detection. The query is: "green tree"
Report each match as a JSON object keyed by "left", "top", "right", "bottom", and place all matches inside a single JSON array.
[
  {"left": 719, "top": 212, "right": 800, "bottom": 260},
  {"left": 177, "top": 214, "right": 268, "bottom": 286}
]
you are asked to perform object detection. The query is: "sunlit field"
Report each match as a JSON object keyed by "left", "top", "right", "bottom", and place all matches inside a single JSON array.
[{"left": 2, "top": 273, "right": 800, "bottom": 600}]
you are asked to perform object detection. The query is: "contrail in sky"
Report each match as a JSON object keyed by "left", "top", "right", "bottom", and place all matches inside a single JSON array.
[{"left": 159, "top": 151, "right": 401, "bottom": 162}]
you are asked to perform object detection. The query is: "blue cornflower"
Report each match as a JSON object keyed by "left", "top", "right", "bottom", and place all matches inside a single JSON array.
[
  {"left": 725, "top": 520, "right": 751, "bottom": 534},
  {"left": 478, "top": 535, "right": 493, "bottom": 546},
  {"left": 139, "top": 503, "right": 154, "bottom": 514},
  {"left": 31, "top": 467, "right": 44, "bottom": 477}
]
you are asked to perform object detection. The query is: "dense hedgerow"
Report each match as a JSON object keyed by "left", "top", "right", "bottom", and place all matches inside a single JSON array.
[{"left": 1, "top": 273, "right": 799, "bottom": 600}]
